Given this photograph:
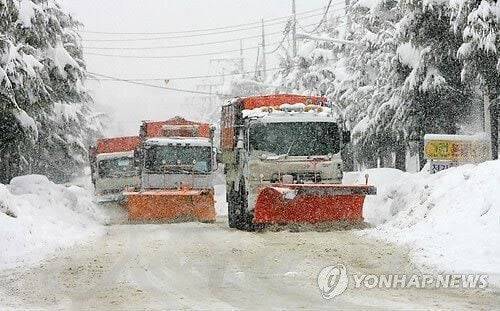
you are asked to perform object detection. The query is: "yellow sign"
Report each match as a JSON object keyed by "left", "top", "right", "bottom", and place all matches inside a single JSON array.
[{"left": 424, "top": 136, "right": 490, "bottom": 162}]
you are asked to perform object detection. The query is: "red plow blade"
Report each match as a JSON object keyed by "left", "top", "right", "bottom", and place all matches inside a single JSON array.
[
  {"left": 124, "top": 189, "right": 215, "bottom": 223},
  {"left": 253, "top": 184, "right": 376, "bottom": 225}
]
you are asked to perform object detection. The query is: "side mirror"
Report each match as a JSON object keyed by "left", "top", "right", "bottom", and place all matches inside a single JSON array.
[
  {"left": 342, "top": 130, "right": 351, "bottom": 144},
  {"left": 133, "top": 149, "right": 142, "bottom": 167},
  {"left": 236, "top": 129, "right": 245, "bottom": 150},
  {"left": 213, "top": 147, "right": 221, "bottom": 171},
  {"left": 236, "top": 139, "right": 244, "bottom": 150}
]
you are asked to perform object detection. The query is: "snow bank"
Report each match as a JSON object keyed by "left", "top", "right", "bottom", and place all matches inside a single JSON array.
[
  {"left": 345, "top": 161, "right": 500, "bottom": 278},
  {"left": 0, "top": 175, "right": 104, "bottom": 270}
]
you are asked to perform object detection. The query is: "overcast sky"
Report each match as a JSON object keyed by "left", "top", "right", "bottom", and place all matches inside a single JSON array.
[{"left": 60, "top": 0, "right": 330, "bottom": 136}]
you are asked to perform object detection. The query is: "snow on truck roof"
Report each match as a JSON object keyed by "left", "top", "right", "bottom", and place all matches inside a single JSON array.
[
  {"left": 243, "top": 103, "right": 338, "bottom": 123},
  {"left": 96, "top": 150, "right": 135, "bottom": 161},
  {"left": 223, "top": 95, "right": 327, "bottom": 108},
  {"left": 242, "top": 94, "right": 326, "bottom": 109},
  {"left": 145, "top": 137, "right": 212, "bottom": 147}
]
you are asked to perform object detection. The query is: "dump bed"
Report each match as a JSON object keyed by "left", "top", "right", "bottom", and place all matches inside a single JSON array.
[
  {"left": 140, "top": 116, "right": 211, "bottom": 140},
  {"left": 241, "top": 94, "right": 326, "bottom": 110},
  {"left": 95, "top": 136, "right": 141, "bottom": 155}
]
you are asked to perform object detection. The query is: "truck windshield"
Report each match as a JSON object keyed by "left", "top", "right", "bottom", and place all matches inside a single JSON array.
[
  {"left": 98, "top": 157, "right": 136, "bottom": 178},
  {"left": 144, "top": 145, "right": 212, "bottom": 174},
  {"left": 249, "top": 122, "right": 340, "bottom": 156}
]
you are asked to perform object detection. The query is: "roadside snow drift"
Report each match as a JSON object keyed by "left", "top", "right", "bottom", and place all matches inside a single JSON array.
[
  {"left": 345, "top": 160, "right": 500, "bottom": 276},
  {"left": 0, "top": 175, "right": 103, "bottom": 270}
]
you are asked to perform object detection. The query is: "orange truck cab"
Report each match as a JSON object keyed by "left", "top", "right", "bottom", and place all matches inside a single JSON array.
[
  {"left": 124, "top": 117, "right": 217, "bottom": 222},
  {"left": 89, "top": 136, "right": 141, "bottom": 203}
]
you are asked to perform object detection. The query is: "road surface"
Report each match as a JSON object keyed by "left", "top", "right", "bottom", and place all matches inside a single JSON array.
[{"left": 0, "top": 218, "right": 498, "bottom": 310}]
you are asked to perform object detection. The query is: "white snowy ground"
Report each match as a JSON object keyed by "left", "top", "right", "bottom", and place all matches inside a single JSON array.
[
  {"left": 2, "top": 162, "right": 498, "bottom": 284},
  {"left": 0, "top": 175, "right": 105, "bottom": 270},
  {"left": 345, "top": 160, "right": 500, "bottom": 284},
  {"left": 0, "top": 169, "right": 227, "bottom": 272}
]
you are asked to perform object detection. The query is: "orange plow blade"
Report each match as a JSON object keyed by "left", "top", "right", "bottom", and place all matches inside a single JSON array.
[
  {"left": 124, "top": 190, "right": 215, "bottom": 223},
  {"left": 253, "top": 184, "right": 376, "bottom": 225}
]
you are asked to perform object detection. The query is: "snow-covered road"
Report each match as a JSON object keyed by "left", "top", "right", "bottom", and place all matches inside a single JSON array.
[{"left": 1, "top": 218, "right": 498, "bottom": 310}]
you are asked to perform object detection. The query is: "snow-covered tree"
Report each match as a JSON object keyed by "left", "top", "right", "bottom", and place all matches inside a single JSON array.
[
  {"left": 450, "top": 0, "right": 500, "bottom": 158},
  {"left": 0, "top": 0, "right": 101, "bottom": 183},
  {"left": 272, "top": 16, "right": 344, "bottom": 96},
  {"left": 390, "top": 0, "right": 473, "bottom": 167},
  {"left": 332, "top": 0, "right": 403, "bottom": 168}
]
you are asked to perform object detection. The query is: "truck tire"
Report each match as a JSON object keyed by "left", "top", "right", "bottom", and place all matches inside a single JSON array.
[
  {"left": 227, "top": 183, "right": 237, "bottom": 228},
  {"left": 235, "top": 178, "right": 258, "bottom": 232}
]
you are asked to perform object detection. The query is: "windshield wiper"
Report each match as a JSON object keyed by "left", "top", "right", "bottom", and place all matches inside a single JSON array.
[
  {"left": 164, "top": 168, "right": 192, "bottom": 174},
  {"left": 285, "top": 137, "right": 298, "bottom": 158}
]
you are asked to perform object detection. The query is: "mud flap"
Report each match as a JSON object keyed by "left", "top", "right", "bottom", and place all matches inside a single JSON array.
[
  {"left": 124, "top": 189, "right": 216, "bottom": 223},
  {"left": 253, "top": 184, "right": 376, "bottom": 225}
]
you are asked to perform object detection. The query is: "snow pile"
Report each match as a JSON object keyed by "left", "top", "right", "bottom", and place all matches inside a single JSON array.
[
  {"left": 345, "top": 160, "right": 500, "bottom": 276},
  {"left": 0, "top": 175, "right": 104, "bottom": 270}
]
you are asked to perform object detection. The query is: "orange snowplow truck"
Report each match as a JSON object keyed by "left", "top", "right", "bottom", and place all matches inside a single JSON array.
[
  {"left": 124, "top": 117, "right": 217, "bottom": 223},
  {"left": 89, "top": 136, "right": 141, "bottom": 203},
  {"left": 220, "top": 94, "right": 377, "bottom": 231}
]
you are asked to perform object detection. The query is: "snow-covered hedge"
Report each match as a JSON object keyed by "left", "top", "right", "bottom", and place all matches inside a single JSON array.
[
  {"left": 0, "top": 175, "right": 104, "bottom": 270},
  {"left": 345, "top": 160, "right": 500, "bottom": 277}
]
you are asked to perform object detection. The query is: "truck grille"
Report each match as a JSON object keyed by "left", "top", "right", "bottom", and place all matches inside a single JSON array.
[{"left": 271, "top": 172, "right": 322, "bottom": 184}]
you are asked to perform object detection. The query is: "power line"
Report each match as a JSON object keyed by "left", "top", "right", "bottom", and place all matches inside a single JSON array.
[
  {"left": 87, "top": 72, "right": 234, "bottom": 96},
  {"left": 265, "top": 20, "right": 292, "bottom": 55},
  {"left": 80, "top": 11, "right": 327, "bottom": 42},
  {"left": 85, "top": 41, "right": 283, "bottom": 59},
  {"left": 79, "top": 6, "right": 330, "bottom": 35},
  {"left": 299, "top": 0, "right": 335, "bottom": 34},
  {"left": 83, "top": 19, "right": 331, "bottom": 51},
  {"left": 86, "top": 65, "right": 292, "bottom": 82},
  {"left": 83, "top": 30, "right": 284, "bottom": 50}
]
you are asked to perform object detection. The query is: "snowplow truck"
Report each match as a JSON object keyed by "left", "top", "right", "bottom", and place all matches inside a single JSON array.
[
  {"left": 220, "top": 94, "right": 377, "bottom": 231},
  {"left": 89, "top": 136, "right": 141, "bottom": 203},
  {"left": 124, "top": 117, "right": 217, "bottom": 223}
]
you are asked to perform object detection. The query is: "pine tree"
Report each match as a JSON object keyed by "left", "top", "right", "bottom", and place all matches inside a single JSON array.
[
  {"left": 392, "top": 0, "right": 472, "bottom": 168},
  {"left": 451, "top": 0, "right": 500, "bottom": 158},
  {"left": 272, "top": 16, "right": 343, "bottom": 96},
  {"left": 329, "top": 0, "right": 403, "bottom": 168},
  {"left": 0, "top": 0, "right": 101, "bottom": 183}
]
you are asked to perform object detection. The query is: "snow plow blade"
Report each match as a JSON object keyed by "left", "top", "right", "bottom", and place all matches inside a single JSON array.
[
  {"left": 253, "top": 184, "right": 376, "bottom": 225},
  {"left": 124, "top": 190, "right": 215, "bottom": 223}
]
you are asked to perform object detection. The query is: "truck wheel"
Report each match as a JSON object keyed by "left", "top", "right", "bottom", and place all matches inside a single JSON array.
[
  {"left": 227, "top": 184, "right": 237, "bottom": 228},
  {"left": 235, "top": 178, "right": 257, "bottom": 232}
]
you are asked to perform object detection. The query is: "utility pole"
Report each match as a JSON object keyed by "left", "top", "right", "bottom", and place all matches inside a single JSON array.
[
  {"left": 484, "top": 91, "right": 492, "bottom": 157},
  {"left": 484, "top": 88, "right": 499, "bottom": 160},
  {"left": 345, "top": 0, "right": 351, "bottom": 34},
  {"left": 239, "top": 39, "right": 245, "bottom": 75},
  {"left": 292, "top": 0, "right": 297, "bottom": 57},
  {"left": 254, "top": 46, "right": 260, "bottom": 80},
  {"left": 261, "top": 19, "right": 267, "bottom": 80}
]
